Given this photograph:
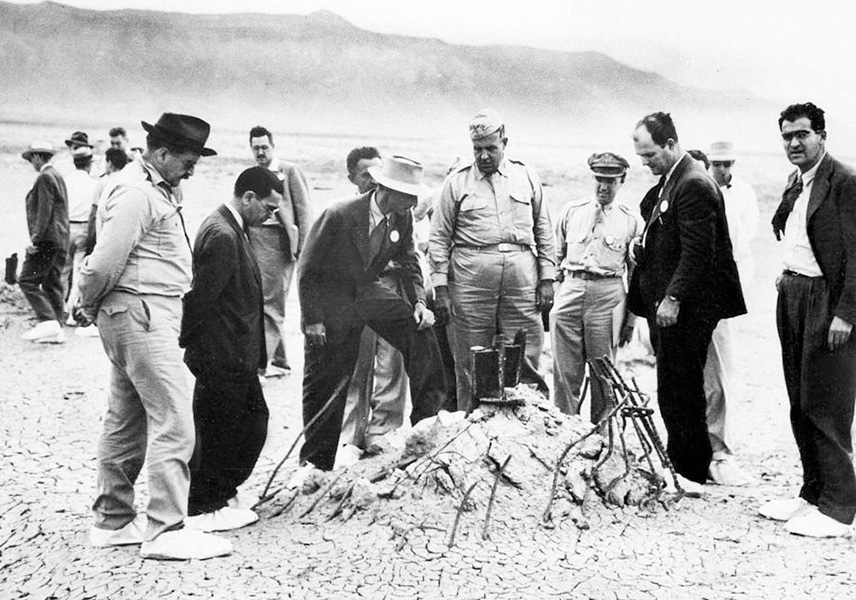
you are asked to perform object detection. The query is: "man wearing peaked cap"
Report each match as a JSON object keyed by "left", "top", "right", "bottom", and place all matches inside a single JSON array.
[
  {"left": 550, "top": 152, "right": 642, "bottom": 423},
  {"left": 429, "top": 109, "right": 557, "bottom": 411},
  {"left": 77, "top": 113, "right": 232, "bottom": 560},
  {"left": 297, "top": 155, "right": 447, "bottom": 472}
]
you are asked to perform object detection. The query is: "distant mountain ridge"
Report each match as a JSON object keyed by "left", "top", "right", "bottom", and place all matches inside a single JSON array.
[{"left": 0, "top": 1, "right": 778, "bottom": 146}]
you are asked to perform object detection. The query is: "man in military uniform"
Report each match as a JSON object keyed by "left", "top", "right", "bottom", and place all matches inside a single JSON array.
[
  {"left": 429, "top": 109, "right": 556, "bottom": 411},
  {"left": 550, "top": 153, "right": 641, "bottom": 422}
]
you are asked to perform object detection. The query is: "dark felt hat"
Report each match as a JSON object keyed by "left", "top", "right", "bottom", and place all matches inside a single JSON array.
[
  {"left": 141, "top": 113, "right": 216, "bottom": 157},
  {"left": 65, "top": 131, "right": 93, "bottom": 148}
]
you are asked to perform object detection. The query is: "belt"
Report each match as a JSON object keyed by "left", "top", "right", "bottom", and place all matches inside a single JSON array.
[
  {"left": 70, "top": 220, "right": 89, "bottom": 224},
  {"left": 455, "top": 243, "right": 530, "bottom": 252},
  {"left": 567, "top": 270, "right": 619, "bottom": 281},
  {"left": 782, "top": 269, "right": 823, "bottom": 279}
]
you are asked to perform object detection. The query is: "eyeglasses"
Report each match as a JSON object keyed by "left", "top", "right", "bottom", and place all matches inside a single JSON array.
[
  {"left": 711, "top": 161, "right": 733, "bottom": 168},
  {"left": 781, "top": 130, "right": 815, "bottom": 143}
]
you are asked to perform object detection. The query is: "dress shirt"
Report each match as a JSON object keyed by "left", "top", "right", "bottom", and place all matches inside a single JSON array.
[
  {"left": 369, "top": 191, "right": 385, "bottom": 232},
  {"left": 78, "top": 156, "right": 192, "bottom": 307},
  {"left": 224, "top": 201, "right": 244, "bottom": 231},
  {"left": 64, "top": 169, "right": 98, "bottom": 221},
  {"left": 556, "top": 198, "right": 641, "bottom": 277},
  {"left": 429, "top": 157, "right": 556, "bottom": 287},
  {"left": 719, "top": 175, "right": 759, "bottom": 283},
  {"left": 783, "top": 155, "right": 825, "bottom": 276},
  {"left": 260, "top": 157, "right": 284, "bottom": 226}
]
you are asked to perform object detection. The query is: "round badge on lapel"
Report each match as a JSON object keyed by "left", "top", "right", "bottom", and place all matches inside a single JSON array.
[
  {"left": 659, "top": 200, "right": 669, "bottom": 214},
  {"left": 390, "top": 230, "right": 400, "bottom": 243},
  {"left": 605, "top": 235, "right": 615, "bottom": 244}
]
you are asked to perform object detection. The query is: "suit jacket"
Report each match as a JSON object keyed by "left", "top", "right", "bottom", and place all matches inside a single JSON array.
[
  {"left": 26, "top": 164, "right": 69, "bottom": 249},
  {"left": 297, "top": 192, "right": 425, "bottom": 342},
  {"left": 773, "top": 153, "right": 856, "bottom": 324},
  {"left": 179, "top": 205, "right": 266, "bottom": 378},
  {"left": 272, "top": 161, "right": 312, "bottom": 261},
  {"left": 628, "top": 154, "right": 746, "bottom": 322}
]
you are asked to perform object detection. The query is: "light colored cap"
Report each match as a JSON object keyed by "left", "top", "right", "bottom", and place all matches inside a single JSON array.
[
  {"left": 72, "top": 145, "right": 93, "bottom": 159},
  {"left": 22, "top": 141, "right": 55, "bottom": 161},
  {"left": 708, "top": 141, "right": 736, "bottom": 161},
  {"left": 588, "top": 152, "right": 629, "bottom": 178},
  {"left": 367, "top": 155, "right": 428, "bottom": 197},
  {"left": 469, "top": 109, "right": 504, "bottom": 140}
]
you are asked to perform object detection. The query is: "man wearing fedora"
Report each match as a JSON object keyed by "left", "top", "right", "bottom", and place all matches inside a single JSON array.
[
  {"left": 702, "top": 141, "right": 759, "bottom": 487},
  {"left": 77, "top": 113, "right": 232, "bottom": 560},
  {"left": 429, "top": 109, "right": 557, "bottom": 411},
  {"left": 19, "top": 141, "right": 69, "bottom": 343},
  {"left": 297, "top": 155, "right": 447, "bottom": 471},
  {"left": 550, "top": 152, "right": 641, "bottom": 423}
]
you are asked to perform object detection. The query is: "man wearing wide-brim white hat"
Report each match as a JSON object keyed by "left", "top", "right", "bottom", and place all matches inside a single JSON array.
[{"left": 297, "top": 155, "right": 448, "bottom": 472}]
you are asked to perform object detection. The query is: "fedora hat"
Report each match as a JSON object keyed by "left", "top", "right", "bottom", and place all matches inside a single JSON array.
[
  {"left": 22, "top": 141, "right": 55, "bottom": 161},
  {"left": 708, "top": 141, "right": 736, "bottom": 162},
  {"left": 65, "top": 131, "right": 92, "bottom": 148},
  {"left": 141, "top": 112, "right": 217, "bottom": 157},
  {"left": 368, "top": 155, "right": 427, "bottom": 197}
]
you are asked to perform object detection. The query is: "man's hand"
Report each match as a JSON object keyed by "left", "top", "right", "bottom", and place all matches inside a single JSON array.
[
  {"left": 536, "top": 279, "right": 554, "bottom": 312},
  {"left": 434, "top": 285, "right": 452, "bottom": 326},
  {"left": 304, "top": 322, "right": 327, "bottom": 348},
  {"left": 413, "top": 302, "right": 435, "bottom": 331},
  {"left": 72, "top": 298, "right": 95, "bottom": 327},
  {"left": 619, "top": 322, "right": 635, "bottom": 347},
  {"left": 628, "top": 236, "right": 643, "bottom": 267},
  {"left": 655, "top": 296, "right": 680, "bottom": 328},
  {"left": 25, "top": 244, "right": 38, "bottom": 256},
  {"left": 828, "top": 316, "right": 853, "bottom": 350}
]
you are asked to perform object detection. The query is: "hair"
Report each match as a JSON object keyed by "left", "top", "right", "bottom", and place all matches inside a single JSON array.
[
  {"left": 687, "top": 149, "right": 710, "bottom": 170},
  {"left": 234, "top": 166, "right": 284, "bottom": 198},
  {"left": 146, "top": 130, "right": 195, "bottom": 155},
  {"left": 73, "top": 155, "right": 93, "bottom": 169},
  {"left": 635, "top": 112, "right": 679, "bottom": 147},
  {"left": 109, "top": 127, "right": 127, "bottom": 138},
  {"left": 105, "top": 147, "right": 129, "bottom": 170},
  {"left": 346, "top": 146, "right": 381, "bottom": 176},
  {"left": 249, "top": 126, "right": 274, "bottom": 145},
  {"left": 778, "top": 102, "right": 825, "bottom": 132}
]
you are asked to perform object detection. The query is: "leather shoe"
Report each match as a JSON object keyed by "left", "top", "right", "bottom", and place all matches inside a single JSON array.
[
  {"left": 140, "top": 528, "right": 232, "bottom": 560},
  {"left": 758, "top": 497, "right": 812, "bottom": 522},
  {"left": 89, "top": 513, "right": 146, "bottom": 547},
  {"left": 785, "top": 507, "right": 851, "bottom": 538},
  {"left": 185, "top": 507, "right": 258, "bottom": 532}
]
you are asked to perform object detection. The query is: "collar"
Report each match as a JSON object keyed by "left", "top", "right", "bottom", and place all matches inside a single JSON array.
[
  {"left": 662, "top": 152, "right": 687, "bottom": 186},
  {"left": 223, "top": 201, "right": 244, "bottom": 230},
  {"left": 39, "top": 162, "right": 52, "bottom": 173},
  {"left": 369, "top": 190, "right": 386, "bottom": 226},
  {"left": 474, "top": 157, "right": 509, "bottom": 180},
  {"left": 267, "top": 157, "right": 281, "bottom": 173},
  {"left": 799, "top": 151, "right": 826, "bottom": 187},
  {"left": 140, "top": 157, "right": 173, "bottom": 194}
]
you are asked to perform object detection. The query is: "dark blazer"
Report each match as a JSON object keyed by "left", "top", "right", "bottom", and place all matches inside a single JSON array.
[
  {"left": 180, "top": 205, "right": 266, "bottom": 377},
  {"left": 773, "top": 153, "right": 856, "bottom": 324},
  {"left": 26, "top": 164, "right": 69, "bottom": 249},
  {"left": 298, "top": 192, "right": 425, "bottom": 341},
  {"left": 628, "top": 154, "right": 746, "bottom": 322}
]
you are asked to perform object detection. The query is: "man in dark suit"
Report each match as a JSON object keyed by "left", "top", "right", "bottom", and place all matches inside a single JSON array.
[
  {"left": 628, "top": 112, "right": 746, "bottom": 494},
  {"left": 179, "top": 167, "right": 283, "bottom": 532},
  {"left": 298, "top": 155, "right": 447, "bottom": 471},
  {"left": 759, "top": 103, "right": 856, "bottom": 538}
]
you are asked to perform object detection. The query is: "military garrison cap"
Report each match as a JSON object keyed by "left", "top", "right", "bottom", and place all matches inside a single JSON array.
[
  {"left": 469, "top": 109, "right": 504, "bottom": 140},
  {"left": 588, "top": 152, "right": 629, "bottom": 178}
]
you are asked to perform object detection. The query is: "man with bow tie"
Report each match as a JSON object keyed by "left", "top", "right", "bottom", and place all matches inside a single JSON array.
[
  {"left": 759, "top": 103, "right": 856, "bottom": 538},
  {"left": 297, "top": 155, "right": 447, "bottom": 471},
  {"left": 628, "top": 112, "right": 746, "bottom": 496}
]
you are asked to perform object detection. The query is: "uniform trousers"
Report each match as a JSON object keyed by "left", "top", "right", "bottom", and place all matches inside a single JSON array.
[
  {"left": 648, "top": 305, "right": 718, "bottom": 484},
  {"left": 188, "top": 371, "right": 269, "bottom": 515},
  {"left": 63, "top": 221, "right": 89, "bottom": 313},
  {"left": 19, "top": 242, "right": 67, "bottom": 323},
  {"left": 448, "top": 246, "right": 543, "bottom": 411},
  {"left": 703, "top": 318, "right": 736, "bottom": 457},
  {"left": 301, "top": 296, "right": 447, "bottom": 471},
  {"left": 550, "top": 275, "right": 625, "bottom": 422},
  {"left": 777, "top": 273, "right": 856, "bottom": 524},
  {"left": 92, "top": 292, "right": 194, "bottom": 541},
  {"left": 249, "top": 225, "right": 294, "bottom": 369}
]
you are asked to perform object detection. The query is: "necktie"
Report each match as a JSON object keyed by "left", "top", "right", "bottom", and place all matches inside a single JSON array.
[
  {"left": 771, "top": 175, "right": 803, "bottom": 241},
  {"left": 368, "top": 216, "right": 388, "bottom": 266}
]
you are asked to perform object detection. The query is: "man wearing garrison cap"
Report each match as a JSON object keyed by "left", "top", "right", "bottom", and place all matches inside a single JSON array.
[
  {"left": 429, "top": 109, "right": 557, "bottom": 411},
  {"left": 78, "top": 113, "right": 232, "bottom": 560},
  {"left": 550, "top": 152, "right": 642, "bottom": 423}
]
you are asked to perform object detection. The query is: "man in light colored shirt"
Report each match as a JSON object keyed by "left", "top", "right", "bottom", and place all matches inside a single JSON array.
[
  {"left": 77, "top": 113, "right": 232, "bottom": 560},
  {"left": 248, "top": 126, "right": 312, "bottom": 378},
  {"left": 429, "top": 109, "right": 556, "bottom": 411},
  {"left": 551, "top": 152, "right": 640, "bottom": 422},
  {"left": 62, "top": 145, "right": 97, "bottom": 324},
  {"left": 759, "top": 103, "right": 856, "bottom": 538}
]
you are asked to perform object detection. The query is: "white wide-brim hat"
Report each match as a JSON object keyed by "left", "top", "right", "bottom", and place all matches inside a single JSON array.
[{"left": 368, "top": 155, "right": 428, "bottom": 197}]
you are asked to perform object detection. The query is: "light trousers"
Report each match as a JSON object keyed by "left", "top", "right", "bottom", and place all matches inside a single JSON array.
[
  {"left": 703, "top": 318, "right": 736, "bottom": 457},
  {"left": 249, "top": 225, "right": 295, "bottom": 369}
]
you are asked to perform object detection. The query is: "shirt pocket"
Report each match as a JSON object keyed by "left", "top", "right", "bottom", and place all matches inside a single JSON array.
[
  {"left": 509, "top": 185, "right": 534, "bottom": 228},
  {"left": 456, "top": 192, "right": 494, "bottom": 238},
  {"left": 594, "top": 234, "right": 628, "bottom": 273}
]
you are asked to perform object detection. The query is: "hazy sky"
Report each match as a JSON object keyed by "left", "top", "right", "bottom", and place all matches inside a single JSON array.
[{"left": 10, "top": 0, "right": 855, "bottom": 117}]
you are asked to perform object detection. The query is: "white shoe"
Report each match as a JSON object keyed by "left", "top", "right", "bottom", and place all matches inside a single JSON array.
[
  {"left": 785, "top": 506, "right": 851, "bottom": 538},
  {"left": 21, "top": 320, "right": 65, "bottom": 343},
  {"left": 261, "top": 364, "right": 290, "bottom": 378},
  {"left": 185, "top": 507, "right": 258, "bottom": 532},
  {"left": 758, "top": 497, "right": 812, "bottom": 522},
  {"left": 226, "top": 489, "right": 260, "bottom": 511},
  {"left": 75, "top": 324, "right": 100, "bottom": 337},
  {"left": 140, "top": 528, "right": 233, "bottom": 560},
  {"left": 334, "top": 443, "right": 363, "bottom": 469},
  {"left": 286, "top": 463, "right": 317, "bottom": 490},
  {"left": 674, "top": 474, "right": 704, "bottom": 497},
  {"left": 90, "top": 513, "right": 146, "bottom": 547},
  {"left": 708, "top": 456, "right": 754, "bottom": 486}
]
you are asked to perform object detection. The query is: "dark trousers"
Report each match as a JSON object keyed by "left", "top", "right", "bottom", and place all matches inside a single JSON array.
[
  {"left": 19, "top": 243, "right": 67, "bottom": 322},
  {"left": 648, "top": 307, "right": 717, "bottom": 483},
  {"left": 301, "top": 301, "right": 447, "bottom": 471},
  {"left": 188, "top": 371, "right": 269, "bottom": 515},
  {"left": 777, "top": 273, "right": 856, "bottom": 524}
]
